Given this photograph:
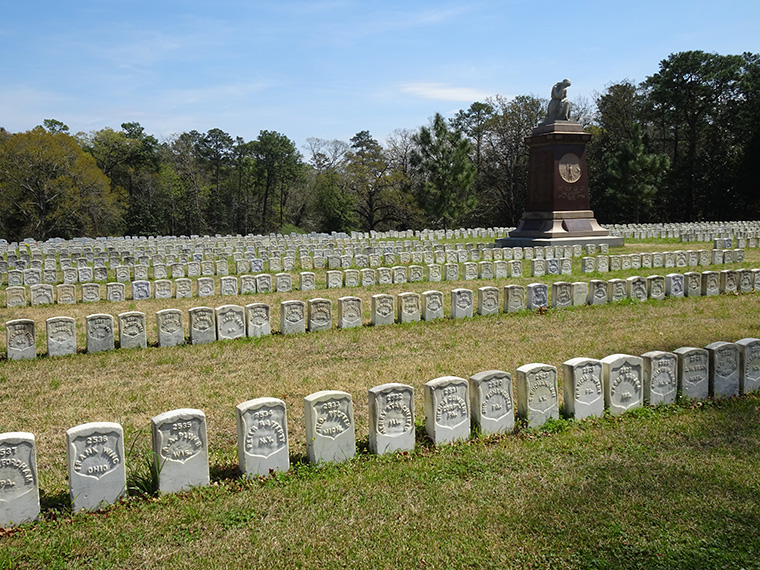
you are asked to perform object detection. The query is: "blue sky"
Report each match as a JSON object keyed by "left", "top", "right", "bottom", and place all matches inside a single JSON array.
[{"left": 2, "top": 1, "right": 758, "bottom": 150}]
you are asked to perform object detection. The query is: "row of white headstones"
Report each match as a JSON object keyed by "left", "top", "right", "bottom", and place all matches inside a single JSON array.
[
  {"left": 2, "top": 340, "right": 759, "bottom": 527},
  {"left": 4, "top": 267, "right": 758, "bottom": 360}
]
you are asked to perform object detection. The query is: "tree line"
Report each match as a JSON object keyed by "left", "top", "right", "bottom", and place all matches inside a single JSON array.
[{"left": 1, "top": 50, "right": 758, "bottom": 242}]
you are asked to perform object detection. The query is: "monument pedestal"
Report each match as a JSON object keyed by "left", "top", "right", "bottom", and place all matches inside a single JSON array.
[{"left": 497, "top": 121, "right": 623, "bottom": 248}]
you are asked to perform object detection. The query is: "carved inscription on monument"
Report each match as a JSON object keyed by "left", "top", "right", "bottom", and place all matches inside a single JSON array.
[
  {"left": 156, "top": 418, "right": 204, "bottom": 463},
  {"left": 0, "top": 441, "right": 36, "bottom": 502},
  {"left": 243, "top": 405, "right": 287, "bottom": 458},
  {"left": 314, "top": 398, "right": 352, "bottom": 439},
  {"left": 375, "top": 390, "right": 414, "bottom": 436},
  {"left": 70, "top": 431, "right": 122, "bottom": 479},
  {"left": 434, "top": 384, "right": 468, "bottom": 429}
]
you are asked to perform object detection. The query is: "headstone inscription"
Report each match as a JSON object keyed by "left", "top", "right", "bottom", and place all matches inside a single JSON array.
[
  {"left": 368, "top": 383, "right": 415, "bottom": 455},
  {"left": 601, "top": 354, "right": 643, "bottom": 415},
  {"left": 371, "top": 294, "right": 395, "bottom": 326},
  {"left": 307, "top": 298, "right": 332, "bottom": 332},
  {"left": 216, "top": 305, "right": 246, "bottom": 340},
  {"left": 46, "top": 316, "right": 76, "bottom": 357},
  {"left": 641, "top": 351, "right": 678, "bottom": 405},
  {"left": 705, "top": 341, "right": 740, "bottom": 398},
  {"left": 468, "top": 370, "right": 514, "bottom": 434},
  {"left": 281, "top": 300, "right": 306, "bottom": 334},
  {"left": 246, "top": 303, "right": 271, "bottom": 337},
  {"left": 424, "top": 376, "right": 470, "bottom": 445},
  {"left": 6, "top": 319, "right": 36, "bottom": 360},
  {"left": 151, "top": 409, "right": 209, "bottom": 494},
  {"left": 562, "top": 358, "right": 603, "bottom": 420},
  {"left": 515, "top": 363, "right": 559, "bottom": 428},
  {"left": 304, "top": 391, "right": 355, "bottom": 465},
  {"left": 118, "top": 311, "right": 147, "bottom": 349},
  {"left": 236, "top": 398, "right": 289, "bottom": 477},
  {"left": 66, "top": 422, "right": 126, "bottom": 511},
  {"left": 86, "top": 314, "right": 115, "bottom": 353},
  {"left": 673, "top": 347, "right": 710, "bottom": 400},
  {"left": 337, "top": 296, "right": 362, "bottom": 329},
  {"left": 0, "top": 432, "right": 40, "bottom": 527},
  {"left": 156, "top": 309, "right": 184, "bottom": 347},
  {"left": 450, "top": 288, "right": 473, "bottom": 319},
  {"left": 188, "top": 307, "right": 216, "bottom": 345},
  {"left": 421, "top": 290, "right": 444, "bottom": 321},
  {"left": 737, "top": 338, "right": 760, "bottom": 394}
]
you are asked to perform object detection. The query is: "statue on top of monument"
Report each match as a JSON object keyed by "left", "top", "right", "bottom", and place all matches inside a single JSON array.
[{"left": 542, "top": 78, "right": 572, "bottom": 123}]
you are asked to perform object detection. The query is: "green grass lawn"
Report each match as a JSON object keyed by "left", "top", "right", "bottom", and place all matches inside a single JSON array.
[{"left": 2, "top": 241, "right": 760, "bottom": 569}]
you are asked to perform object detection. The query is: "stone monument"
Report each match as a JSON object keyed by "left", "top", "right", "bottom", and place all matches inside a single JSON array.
[{"left": 497, "top": 79, "right": 623, "bottom": 247}]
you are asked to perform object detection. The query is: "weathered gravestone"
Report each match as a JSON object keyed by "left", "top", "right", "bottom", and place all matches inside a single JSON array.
[
  {"left": 236, "top": 398, "right": 289, "bottom": 477},
  {"left": 601, "top": 354, "right": 643, "bottom": 415},
  {"left": 86, "top": 314, "right": 115, "bottom": 353},
  {"left": 451, "top": 288, "right": 473, "bottom": 319},
  {"left": 220, "top": 276, "right": 238, "bottom": 296},
  {"left": 216, "top": 305, "right": 246, "bottom": 340},
  {"left": 246, "top": 303, "right": 271, "bottom": 337},
  {"left": 118, "top": 311, "right": 147, "bottom": 349},
  {"left": 188, "top": 307, "right": 216, "bottom": 345},
  {"left": 299, "top": 272, "right": 315, "bottom": 291},
  {"left": 526, "top": 283, "right": 548, "bottom": 310},
  {"left": 66, "top": 422, "right": 126, "bottom": 511},
  {"left": 131, "top": 280, "right": 151, "bottom": 301},
  {"left": 105, "top": 282, "right": 125, "bottom": 303},
  {"left": 737, "top": 338, "right": 760, "bottom": 394},
  {"left": 81, "top": 282, "right": 101, "bottom": 303},
  {"left": 673, "top": 347, "right": 710, "bottom": 400},
  {"left": 705, "top": 341, "right": 740, "bottom": 398},
  {"left": 627, "top": 276, "right": 648, "bottom": 302},
  {"left": 469, "top": 370, "right": 514, "bottom": 434},
  {"left": 57, "top": 284, "right": 76, "bottom": 304},
  {"left": 30, "top": 283, "right": 54, "bottom": 306},
  {"left": 197, "top": 277, "right": 215, "bottom": 297},
  {"left": 371, "top": 294, "right": 395, "bottom": 326},
  {"left": 368, "top": 383, "right": 415, "bottom": 454},
  {"left": 151, "top": 409, "right": 209, "bottom": 494},
  {"left": 274, "top": 273, "right": 292, "bottom": 293},
  {"left": 504, "top": 284, "right": 526, "bottom": 312},
  {"left": 477, "top": 286, "right": 500, "bottom": 315},
  {"left": 719, "top": 269, "right": 738, "bottom": 293},
  {"left": 551, "top": 281, "right": 572, "bottom": 308},
  {"left": 255, "top": 274, "right": 271, "bottom": 293},
  {"left": 307, "top": 298, "right": 332, "bottom": 332},
  {"left": 443, "top": 263, "right": 459, "bottom": 281},
  {"left": 6, "top": 286, "right": 27, "bottom": 308},
  {"left": 647, "top": 275, "right": 665, "bottom": 301},
  {"left": 562, "top": 358, "right": 603, "bottom": 420},
  {"left": 337, "top": 296, "right": 362, "bottom": 329},
  {"left": 361, "top": 268, "right": 376, "bottom": 286},
  {"left": 421, "top": 290, "right": 444, "bottom": 321},
  {"left": 571, "top": 282, "right": 589, "bottom": 306},
  {"left": 46, "top": 316, "right": 76, "bottom": 357},
  {"left": 607, "top": 279, "right": 628, "bottom": 303},
  {"left": 701, "top": 271, "right": 720, "bottom": 296},
  {"left": 0, "top": 432, "right": 40, "bottom": 527},
  {"left": 424, "top": 376, "right": 470, "bottom": 445},
  {"left": 304, "top": 390, "right": 355, "bottom": 465},
  {"left": 397, "top": 292, "right": 420, "bottom": 323},
  {"left": 156, "top": 309, "right": 184, "bottom": 347},
  {"left": 281, "top": 300, "right": 306, "bottom": 334},
  {"left": 154, "top": 279, "right": 173, "bottom": 299},
  {"left": 516, "top": 363, "right": 559, "bottom": 428},
  {"left": 6, "top": 319, "right": 36, "bottom": 360},
  {"left": 641, "top": 351, "right": 678, "bottom": 405}
]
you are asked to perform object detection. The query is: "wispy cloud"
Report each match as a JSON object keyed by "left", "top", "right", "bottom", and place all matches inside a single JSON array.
[{"left": 400, "top": 82, "right": 493, "bottom": 102}]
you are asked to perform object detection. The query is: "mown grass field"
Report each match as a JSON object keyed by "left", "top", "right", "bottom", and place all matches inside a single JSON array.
[{"left": 1, "top": 239, "right": 759, "bottom": 569}]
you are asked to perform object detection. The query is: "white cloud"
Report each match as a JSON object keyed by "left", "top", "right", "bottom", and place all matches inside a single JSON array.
[{"left": 399, "top": 82, "right": 492, "bottom": 102}]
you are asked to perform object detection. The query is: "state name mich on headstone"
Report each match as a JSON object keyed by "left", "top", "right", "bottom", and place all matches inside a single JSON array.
[{"left": 304, "top": 390, "right": 355, "bottom": 465}]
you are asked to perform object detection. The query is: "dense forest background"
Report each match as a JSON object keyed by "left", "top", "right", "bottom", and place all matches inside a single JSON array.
[{"left": 1, "top": 50, "right": 759, "bottom": 242}]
